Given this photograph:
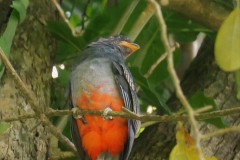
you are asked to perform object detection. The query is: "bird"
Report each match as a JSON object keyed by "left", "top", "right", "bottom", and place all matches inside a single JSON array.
[{"left": 69, "top": 35, "right": 141, "bottom": 160}]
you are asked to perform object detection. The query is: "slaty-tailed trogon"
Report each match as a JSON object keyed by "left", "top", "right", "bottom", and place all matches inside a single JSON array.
[{"left": 70, "top": 35, "right": 140, "bottom": 160}]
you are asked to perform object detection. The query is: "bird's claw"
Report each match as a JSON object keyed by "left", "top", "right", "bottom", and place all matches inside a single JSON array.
[
  {"left": 72, "top": 107, "right": 83, "bottom": 119},
  {"left": 72, "top": 107, "right": 87, "bottom": 124},
  {"left": 102, "top": 107, "right": 113, "bottom": 120}
]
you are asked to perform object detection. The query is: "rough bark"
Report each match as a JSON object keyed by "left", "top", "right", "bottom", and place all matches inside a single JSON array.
[
  {"left": 131, "top": 39, "right": 240, "bottom": 159},
  {"left": 0, "top": 1, "right": 55, "bottom": 159}
]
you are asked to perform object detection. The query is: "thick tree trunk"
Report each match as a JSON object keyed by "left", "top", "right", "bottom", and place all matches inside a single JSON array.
[
  {"left": 0, "top": 1, "right": 55, "bottom": 159},
  {"left": 131, "top": 39, "right": 240, "bottom": 160}
]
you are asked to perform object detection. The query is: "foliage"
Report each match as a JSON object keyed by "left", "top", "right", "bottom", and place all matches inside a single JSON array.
[{"left": 0, "top": 0, "right": 29, "bottom": 80}]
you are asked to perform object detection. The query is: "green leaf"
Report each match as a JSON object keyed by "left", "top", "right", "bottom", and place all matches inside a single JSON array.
[
  {"left": 55, "top": 41, "right": 80, "bottom": 63},
  {"left": 130, "top": 67, "right": 172, "bottom": 113},
  {"left": 0, "top": 12, "right": 19, "bottom": 55},
  {"left": 47, "top": 21, "right": 85, "bottom": 52},
  {"left": 0, "top": 12, "right": 18, "bottom": 81},
  {"left": 215, "top": 8, "right": 240, "bottom": 71},
  {"left": 164, "top": 10, "right": 212, "bottom": 43},
  {"left": 0, "top": 0, "right": 29, "bottom": 81},
  {"left": 189, "top": 91, "right": 226, "bottom": 128},
  {"left": 47, "top": 21, "right": 87, "bottom": 63},
  {"left": 0, "top": 122, "right": 11, "bottom": 135},
  {"left": 57, "top": 66, "right": 70, "bottom": 87},
  {"left": 11, "top": 0, "right": 29, "bottom": 23}
]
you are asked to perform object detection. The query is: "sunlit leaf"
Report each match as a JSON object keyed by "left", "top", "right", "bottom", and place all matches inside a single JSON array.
[
  {"left": 11, "top": 0, "right": 29, "bottom": 23},
  {"left": 170, "top": 122, "right": 218, "bottom": 160},
  {"left": 0, "top": 0, "right": 29, "bottom": 81},
  {"left": 215, "top": 8, "right": 240, "bottom": 71}
]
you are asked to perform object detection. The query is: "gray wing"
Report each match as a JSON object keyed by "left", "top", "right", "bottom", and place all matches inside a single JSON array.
[{"left": 112, "top": 61, "right": 140, "bottom": 160}]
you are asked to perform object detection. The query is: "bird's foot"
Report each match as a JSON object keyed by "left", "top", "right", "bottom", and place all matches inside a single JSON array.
[
  {"left": 72, "top": 107, "right": 87, "bottom": 124},
  {"left": 102, "top": 107, "right": 113, "bottom": 120}
]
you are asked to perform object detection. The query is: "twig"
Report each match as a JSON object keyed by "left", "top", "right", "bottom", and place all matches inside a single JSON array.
[
  {"left": 149, "top": 0, "right": 204, "bottom": 159},
  {"left": 0, "top": 48, "right": 78, "bottom": 155},
  {"left": 122, "top": 107, "right": 139, "bottom": 119},
  {"left": 195, "top": 105, "right": 213, "bottom": 114},
  {"left": 51, "top": 0, "right": 81, "bottom": 36},
  {"left": 50, "top": 151, "right": 76, "bottom": 160},
  {"left": 48, "top": 126, "right": 240, "bottom": 159},
  {"left": 1, "top": 112, "right": 36, "bottom": 122},
  {"left": 144, "top": 44, "right": 179, "bottom": 78},
  {"left": 50, "top": 115, "right": 69, "bottom": 155},
  {"left": 201, "top": 126, "right": 240, "bottom": 140},
  {"left": 2, "top": 107, "right": 240, "bottom": 124}
]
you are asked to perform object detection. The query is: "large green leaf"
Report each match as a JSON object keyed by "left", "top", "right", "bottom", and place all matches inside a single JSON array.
[
  {"left": 11, "top": 0, "right": 29, "bottom": 23},
  {"left": 0, "top": 0, "right": 29, "bottom": 81},
  {"left": 215, "top": 8, "right": 240, "bottom": 71}
]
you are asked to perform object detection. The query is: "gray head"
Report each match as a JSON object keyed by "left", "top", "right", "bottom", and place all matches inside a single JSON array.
[{"left": 87, "top": 35, "right": 140, "bottom": 59}]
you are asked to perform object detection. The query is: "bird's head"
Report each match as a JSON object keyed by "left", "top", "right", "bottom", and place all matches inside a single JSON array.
[{"left": 88, "top": 35, "right": 140, "bottom": 59}]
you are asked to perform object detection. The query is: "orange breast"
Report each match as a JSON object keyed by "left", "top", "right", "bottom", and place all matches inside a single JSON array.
[{"left": 76, "top": 85, "right": 128, "bottom": 160}]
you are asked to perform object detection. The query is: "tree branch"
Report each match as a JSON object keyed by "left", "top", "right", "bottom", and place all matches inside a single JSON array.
[
  {"left": 201, "top": 126, "right": 240, "bottom": 140},
  {"left": 50, "top": 151, "right": 75, "bottom": 160},
  {"left": 50, "top": 0, "right": 82, "bottom": 36},
  {"left": 2, "top": 107, "right": 240, "bottom": 124},
  {"left": 159, "top": 0, "right": 231, "bottom": 31}
]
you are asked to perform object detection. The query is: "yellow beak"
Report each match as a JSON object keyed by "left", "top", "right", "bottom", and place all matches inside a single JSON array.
[{"left": 118, "top": 41, "right": 140, "bottom": 56}]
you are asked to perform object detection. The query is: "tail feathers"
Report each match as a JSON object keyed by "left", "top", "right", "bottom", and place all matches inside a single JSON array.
[{"left": 97, "top": 153, "right": 120, "bottom": 160}]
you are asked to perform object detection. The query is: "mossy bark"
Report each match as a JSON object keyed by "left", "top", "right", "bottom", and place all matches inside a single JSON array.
[{"left": 0, "top": 1, "right": 55, "bottom": 159}]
